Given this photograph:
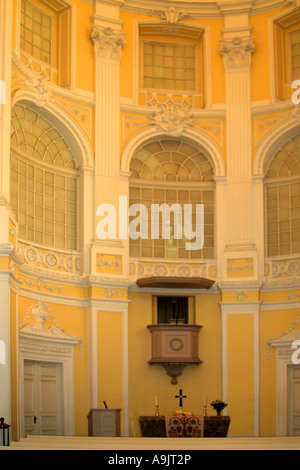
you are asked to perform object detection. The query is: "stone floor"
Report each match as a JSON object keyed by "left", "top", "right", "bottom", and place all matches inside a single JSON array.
[{"left": 3, "top": 434, "right": 300, "bottom": 450}]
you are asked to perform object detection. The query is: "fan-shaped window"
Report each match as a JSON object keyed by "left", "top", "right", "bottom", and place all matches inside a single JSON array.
[
  {"left": 10, "top": 104, "right": 78, "bottom": 250},
  {"left": 265, "top": 135, "right": 300, "bottom": 256},
  {"left": 129, "top": 139, "right": 215, "bottom": 260}
]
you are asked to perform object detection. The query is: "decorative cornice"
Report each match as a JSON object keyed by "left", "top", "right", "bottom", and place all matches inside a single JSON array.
[
  {"left": 120, "top": 0, "right": 286, "bottom": 18},
  {"left": 90, "top": 25, "right": 126, "bottom": 61},
  {"left": 19, "top": 301, "right": 83, "bottom": 353},
  {"left": 148, "top": 6, "right": 191, "bottom": 23},
  {"left": 220, "top": 36, "right": 255, "bottom": 70},
  {"left": 281, "top": 0, "right": 300, "bottom": 7}
]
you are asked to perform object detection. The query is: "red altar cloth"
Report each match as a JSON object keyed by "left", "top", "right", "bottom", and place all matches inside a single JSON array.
[{"left": 165, "top": 415, "right": 204, "bottom": 437}]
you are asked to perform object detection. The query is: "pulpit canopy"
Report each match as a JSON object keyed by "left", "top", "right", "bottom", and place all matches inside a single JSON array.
[{"left": 136, "top": 277, "right": 215, "bottom": 289}]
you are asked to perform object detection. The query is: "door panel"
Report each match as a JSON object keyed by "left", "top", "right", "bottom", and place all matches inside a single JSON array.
[
  {"left": 24, "top": 360, "right": 63, "bottom": 436},
  {"left": 288, "top": 365, "right": 300, "bottom": 436},
  {"left": 24, "top": 361, "right": 37, "bottom": 435}
]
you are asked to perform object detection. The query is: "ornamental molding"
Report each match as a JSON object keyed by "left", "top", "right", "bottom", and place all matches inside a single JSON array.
[
  {"left": 12, "top": 50, "right": 52, "bottom": 105},
  {"left": 220, "top": 36, "right": 255, "bottom": 70},
  {"left": 253, "top": 111, "right": 291, "bottom": 148},
  {"left": 12, "top": 49, "right": 95, "bottom": 106},
  {"left": 291, "top": 102, "right": 300, "bottom": 121},
  {"left": 281, "top": 0, "right": 300, "bottom": 7},
  {"left": 120, "top": 0, "right": 296, "bottom": 17},
  {"left": 265, "top": 258, "right": 300, "bottom": 279},
  {"left": 287, "top": 291, "right": 300, "bottom": 300},
  {"left": 18, "top": 242, "right": 81, "bottom": 274},
  {"left": 148, "top": 6, "right": 191, "bottom": 24},
  {"left": 101, "top": 287, "right": 122, "bottom": 298},
  {"left": 130, "top": 259, "right": 218, "bottom": 282},
  {"left": 266, "top": 323, "right": 300, "bottom": 358},
  {"left": 20, "top": 276, "right": 62, "bottom": 294},
  {"left": 147, "top": 93, "right": 193, "bottom": 110},
  {"left": 96, "top": 254, "right": 122, "bottom": 272},
  {"left": 19, "top": 301, "right": 83, "bottom": 354},
  {"left": 90, "top": 25, "right": 126, "bottom": 61},
  {"left": 149, "top": 104, "right": 194, "bottom": 137}
]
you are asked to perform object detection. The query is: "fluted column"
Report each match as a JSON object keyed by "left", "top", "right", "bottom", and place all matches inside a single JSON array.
[
  {"left": 91, "top": 20, "right": 126, "bottom": 212},
  {"left": 220, "top": 33, "right": 255, "bottom": 245},
  {"left": 88, "top": 4, "right": 130, "bottom": 437},
  {"left": 219, "top": 18, "right": 260, "bottom": 437}
]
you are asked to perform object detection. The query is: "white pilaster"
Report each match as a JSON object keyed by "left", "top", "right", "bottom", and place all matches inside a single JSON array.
[
  {"left": 79, "top": 165, "right": 95, "bottom": 275},
  {"left": 220, "top": 301, "right": 261, "bottom": 436},
  {"left": 219, "top": 12, "right": 261, "bottom": 438},
  {"left": 90, "top": 3, "right": 127, "bottom": 269},
  {"left": 252, "top": 174, "right": 265, "bottom": 279},
  {"left": 220, "top": 29, "right": 255, "bottom": 246},
  {"left": 91, "top": 7, "right": 126, "bottom": 194},
  {"left": 87, "top": 298, "right": 130, "bottom": 436}
]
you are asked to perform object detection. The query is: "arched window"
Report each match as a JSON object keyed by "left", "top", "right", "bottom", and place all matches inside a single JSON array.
[
  {"left": 10, "top": 103, "right": 78, "bottom": 250},
  {"left": 265, "top": 135, "right": 300, "bottom": 256},
  {"left": 129, "top": 139, "right": 215, "bottom": 260}
]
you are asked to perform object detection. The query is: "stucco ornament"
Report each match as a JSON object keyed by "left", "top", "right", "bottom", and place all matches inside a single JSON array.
[{"left": 150, "top": 104, "right": 193, "bottom": 137}]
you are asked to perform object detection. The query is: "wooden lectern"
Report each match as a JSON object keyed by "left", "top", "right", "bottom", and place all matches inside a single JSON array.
[{"left": 87, "top": 409, "right": 121, "bottom": 437}]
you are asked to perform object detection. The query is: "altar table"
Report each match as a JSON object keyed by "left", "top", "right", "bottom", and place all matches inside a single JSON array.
[{"left": 139, "top": 415, "right": 230, "bottom": 438}]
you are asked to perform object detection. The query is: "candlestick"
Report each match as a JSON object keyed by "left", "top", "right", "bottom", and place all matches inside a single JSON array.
[
  {"left": 203, "top": 396, "right": 207, "bottom": 416},
  {"left": 155, "top": 396, "right": 159, "bottom": 416}
]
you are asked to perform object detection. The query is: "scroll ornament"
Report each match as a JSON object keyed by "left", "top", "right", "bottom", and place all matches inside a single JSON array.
[
  {"left": 149, "top": 104, "right": 193, "bottom": 137},
  {"left": 90, "top": 26, "right": 126, "bottom": 61},
  {"left": 220, "top": 37, "right": 255, "bottom": 70}
]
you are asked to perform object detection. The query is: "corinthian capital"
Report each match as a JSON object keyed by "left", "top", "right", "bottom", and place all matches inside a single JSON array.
[
  {"left": 91, "top": 25, "right": 126, "bottom": 61},
  {"left": 220, "top": 36, "right": 255, "bottom": 70}
]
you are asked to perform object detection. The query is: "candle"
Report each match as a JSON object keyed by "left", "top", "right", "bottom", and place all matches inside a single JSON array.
[
  {"left": 155, "top": 396, "right": 158, "bottom": 406},
  {"left": 204, "top": 396, "right": 207, "bottom": 406}
]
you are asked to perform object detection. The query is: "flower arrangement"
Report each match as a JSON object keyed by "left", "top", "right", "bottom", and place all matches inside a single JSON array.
[{"left": 210, "top": 400, "right": 228, "bottom": 416}]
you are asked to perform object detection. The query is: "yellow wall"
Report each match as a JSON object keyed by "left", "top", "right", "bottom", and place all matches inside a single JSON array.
[
  {"left": 119, "top": 12, "right": 225, "bottom": 105},
  {"left": 7, "top": 0, "right": 300, "bottom": 441},
  {"left": 128, "top": 291, "right": 222, "bottom": 436},
  {"left": 98, "top": 311, "right": 124, "bottom": 410},
  {"left": 16, "top": 296, "right": 89, "bottom": 436},
  {"left": 73, "top": 0, "right": 94, "bottom": 92},
  {"left": 10, "top": 290, "right": 18, "bottom": 441},
  {"left": 260, "top": 305, "right": 300, "bottom": 436},
  {"left": 250, "top": 11, "right": 274, "bottom": 102},
  {"left": 227, "top": 314, "right": 254, "bottom": 436}
]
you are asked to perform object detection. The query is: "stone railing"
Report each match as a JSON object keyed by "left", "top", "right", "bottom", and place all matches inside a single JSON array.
[
  {"left": 17, "top": 240, "right": 81, "bottom": 275},
  {"left": 129, "top": 258, "right": 217, "bottom": 282},
  {"left": 265, "top": 256, "right": 300, "bottom": 280}
]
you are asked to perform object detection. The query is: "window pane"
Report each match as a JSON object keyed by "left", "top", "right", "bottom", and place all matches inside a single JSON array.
[
  {"left": 20, "top": 0, "right": 52, "bottom": 65},
  {"left": 142, "top": 41, "right": 196, "bottom": 91},
  {"left": 129, "top": 139, "right": 214, "bottom": 260}
]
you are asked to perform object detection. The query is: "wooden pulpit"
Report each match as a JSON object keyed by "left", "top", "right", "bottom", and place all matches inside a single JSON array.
[{"left": 87, "top": 409, "right": 121, "bottom": 437}]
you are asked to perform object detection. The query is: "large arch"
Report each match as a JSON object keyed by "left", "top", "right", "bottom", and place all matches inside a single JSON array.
[
  {"left": 11, "top": 88, "right": 94, "bottom": 169},
  {"left": 10, "top": 88, "right": 95, "bottom": 272},
  {"left": 121, "top": 126, "right": 226, "bottom": 179},
  {"left": 253, "top": 114, "right": 300, "bottom": 176}
]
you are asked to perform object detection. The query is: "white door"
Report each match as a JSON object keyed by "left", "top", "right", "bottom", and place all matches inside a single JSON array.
[
  {"left": 287, "top": 364, "right": 300, "bottom": 436},
  {"left": 24, "top": 360, "right": 63, "bottom": 436}
]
